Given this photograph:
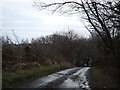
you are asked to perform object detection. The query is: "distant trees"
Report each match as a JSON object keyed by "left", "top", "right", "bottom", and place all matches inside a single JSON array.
[
  {"left": 2, "top": 30, "right": 94, "bottom": 71},
  {"left": 2, "top": 28, "right": 119, "bottom": 77},
  {"left": 31, "top": 30, "right": 85, "bottom": 65}
]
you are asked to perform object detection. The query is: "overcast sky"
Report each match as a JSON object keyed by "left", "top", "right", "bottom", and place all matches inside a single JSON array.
[{"left": 1, "top": 0, "right": 90, "bottom": 41}]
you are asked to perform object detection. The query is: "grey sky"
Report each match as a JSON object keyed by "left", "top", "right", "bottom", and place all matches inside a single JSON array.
[{"left": 1, "top": 0, "right": 90, "bottom": 41}]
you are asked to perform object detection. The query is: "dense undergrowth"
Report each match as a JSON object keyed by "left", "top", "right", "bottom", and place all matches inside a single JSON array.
[{"left": 90, "top": 67, "right": 119, "bottom": 88}]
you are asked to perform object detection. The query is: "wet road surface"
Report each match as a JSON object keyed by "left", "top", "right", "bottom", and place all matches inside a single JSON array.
[{"left": 18, "top": 67, "right": 90, "bottom": 89}]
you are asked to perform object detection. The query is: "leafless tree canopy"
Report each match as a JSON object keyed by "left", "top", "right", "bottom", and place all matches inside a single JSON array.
[
  {"left": 33, "top": 0, "right": 120, "bottom": 59},
  {"left": 33, "top": 0, "right": 83, "bottom": 14}
]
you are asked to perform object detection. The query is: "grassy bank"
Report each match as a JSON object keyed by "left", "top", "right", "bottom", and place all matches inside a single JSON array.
[
  {"left": 2, "top": 63, "right": 73, "bottom": 88},
  {"left": 90, "top": 67, "right": 119, "bottom": 88}
]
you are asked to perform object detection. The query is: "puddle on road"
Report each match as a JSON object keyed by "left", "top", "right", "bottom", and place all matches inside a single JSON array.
[
  {"left": 58, "top": 67, "right": 90, "bottom": 90},
  {"left": 59, "top": 78, "right": 79, "bottom": 88}
]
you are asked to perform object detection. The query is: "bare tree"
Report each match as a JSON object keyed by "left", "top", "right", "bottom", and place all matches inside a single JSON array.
[{"left": 33, "top": 0, "right": 120, "bottom": 64}]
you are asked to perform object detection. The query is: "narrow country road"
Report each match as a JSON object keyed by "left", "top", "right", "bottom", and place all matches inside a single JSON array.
[{"left": 18, "top": 67, "right": 90, "bottom": 89}]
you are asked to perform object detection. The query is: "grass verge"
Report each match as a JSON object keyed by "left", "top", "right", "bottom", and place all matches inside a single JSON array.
[
  {"left": 2, "top": 64, "right": 72, "bottom": 88},
  {"left": 90, "top": 67, "right": 119, "bottom": 88}
]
